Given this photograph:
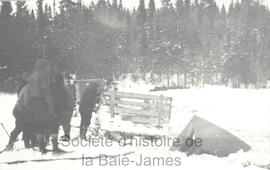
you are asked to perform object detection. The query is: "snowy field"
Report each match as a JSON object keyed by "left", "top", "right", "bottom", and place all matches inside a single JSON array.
[{"left": 0, "top": 80, "right": 270, "bottom": 170}]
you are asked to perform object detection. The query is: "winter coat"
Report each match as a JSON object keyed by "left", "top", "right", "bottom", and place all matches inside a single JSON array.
[
  {"left": 79, "top": 83, "right": 99, "bottom": 114},
  {"left": 50, "top": 74, "right": 67, "bottom": 118},
  {"left": 64, "top": 84, "right": 75, "bottom": 111},
  {"left": 27, "top": 71, "right": 54, "bottom": 115}
]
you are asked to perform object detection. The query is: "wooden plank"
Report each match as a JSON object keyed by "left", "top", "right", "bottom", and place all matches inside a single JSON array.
[
  {"left": 103, "top": 98, "right": 171, "bottom": 109},
  {"left": 103, "top": 98, "right": 152, "bottom": 107},
  {"left": 104, "top": 91, "right": 172, "bottom": 101},
  {"left": 114, "top": 107, "right": 157, "bottom": 117},
  {"left": 130, "top": 117, "right": 158, "bottom": 124},
  {"left": 118, "top": 100, "right": 151, "bottom": 107},
  {"left": 102, "top": 90, "right": 172, "bottom": 126},
  {"left": 103, "top": 99, "right": 171, "bottom": 115},
  {"left": 74, "top": 79, "right": 103, "bottom": 83},
  {"left": 121, "top": 115, "right": 133, "bottom": 121},
  {"left": 104, "top": 91, "right": 158, "bottom": 100},
  {"left": 108, "top": 109, "right": 170, "bottom": 121}
]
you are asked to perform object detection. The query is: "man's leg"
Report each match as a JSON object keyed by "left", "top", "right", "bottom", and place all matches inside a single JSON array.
[
  {"left": 29, "top": 118, "right": 37, "bottom": 147},
  {"left": 81, "top": 112, "right": 92, "bottom": 140},
  {"left": 36, "top": 113, "right": 49, "bottom": 153},
  {"left": 79, "top": 111, "right": 87, "bottom": 140},
  {"left": 6, "top": 114, "right": 23, "bottom": 150},
  {"left": 28, "top": 99, "right": 49, "bottom": 153},
  {"left": 62, "top": 109, "right": 73, "bottom": 140},
  {"left": 38, "top": 116, "right": 50, "bottom": 153},
  {"left": 79, "top": 111, "right": 83, "bottom": 138},
  {"left": 48, "top": 117, "right": 66, "bottom": 154},
  {"left": 22, "top": 131, "right": 31, "bottom": 148},
  {"left": 22, "top": 117, "right": 33, "bottom": 148},
  {"left": 50, "top": 133, "right": 66, "bottom": 154},
  {"left": 23, "top": 120, "right": 37, "bottom": 148},
  {"left": 30, "top": 131, "right": 37, "bottom": 148},
  {"left": 36, "top": 133, "right": 47, "bottom": 154}
]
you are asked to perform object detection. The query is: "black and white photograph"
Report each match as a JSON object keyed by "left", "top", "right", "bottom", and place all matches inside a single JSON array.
[{"left": 0, "top": 0, "right": 269, "bottom": 169}]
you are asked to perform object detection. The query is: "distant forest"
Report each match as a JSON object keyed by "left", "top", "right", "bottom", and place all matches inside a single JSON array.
[{"left": 0, "top": 0, "right": 270, "bottom": 92}]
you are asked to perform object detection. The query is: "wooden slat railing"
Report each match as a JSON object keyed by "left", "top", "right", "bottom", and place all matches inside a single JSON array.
[{"left": 103, "top": 90, "right": 172, "bottom": 127}]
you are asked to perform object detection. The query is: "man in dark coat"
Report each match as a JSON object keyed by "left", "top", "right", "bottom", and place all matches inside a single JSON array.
[
  {"left": 26, "top": 59, "right": 56, "bottom": 154},
  {"left": 5, "top": 84, "right": 36, "bottom": 150},
  {"left": 47, "top": 70, "right": 67, "bottom": 153},
  {"left": 79, "top": 82, "right": 100, "bottom": 139},
  {"left": 60, "top": 77, "right": 75, "bottom": 141}
]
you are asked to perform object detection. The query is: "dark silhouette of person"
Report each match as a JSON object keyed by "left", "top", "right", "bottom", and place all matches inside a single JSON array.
[{"left": 79, "top": 82, "right": 100, "bottom": 139}]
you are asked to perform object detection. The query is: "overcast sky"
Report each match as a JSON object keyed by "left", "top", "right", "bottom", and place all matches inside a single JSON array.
[
  {"left": 7, "top": 0, "right": 270, "bottom": 13},
  {"left": 27, "top": 0, "right": 242, "bottom": 10},
  {"left": 50, "top": 0, "right": 270, "bottom": 10}
]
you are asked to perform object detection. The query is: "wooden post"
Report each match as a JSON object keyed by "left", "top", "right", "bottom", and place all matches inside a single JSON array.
[
  {"left": 110, "top": 89, "right": 116, "bottom": 118},
  {"left": 157, "top": 95, "right": 164, "bottom": 128},
  {"left": 168, "top": 98, "right": 172, "bottom": 120}
]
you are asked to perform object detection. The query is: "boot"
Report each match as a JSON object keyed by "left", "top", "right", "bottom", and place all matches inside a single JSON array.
[
  {"left": 51, "top": 134, "right": 66, "bottom": 154},
  {"left": 37, "top": 134, "right": 48, "bottom": 154},
  {"left": 30, "top": 134, "right": 37, "bottom": 148},
  {"left": 24, "top": 140, "right": 31, "bottom": 149},
  {"left": 5, "top": 139, "right": 15, "bottom": 151},
  {"left": 22, "top": 131, "right": 31, "bottom": 148}
]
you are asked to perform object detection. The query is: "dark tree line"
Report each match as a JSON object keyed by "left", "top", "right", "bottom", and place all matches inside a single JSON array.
[{"left": 0, "top": 0, "right": 270, "bottom": 92}]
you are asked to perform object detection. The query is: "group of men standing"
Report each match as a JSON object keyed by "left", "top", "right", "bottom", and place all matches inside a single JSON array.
[{"left": 4, "top": 59, "right": 101, "bottom": 154}]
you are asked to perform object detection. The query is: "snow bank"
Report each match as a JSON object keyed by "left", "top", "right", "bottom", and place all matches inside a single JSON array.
[
  {"left": 110, "top": 81, "right": 270, "bottom": 168},
  {"left": 0, "top": 81, "right": 269, "bottom": 169}
]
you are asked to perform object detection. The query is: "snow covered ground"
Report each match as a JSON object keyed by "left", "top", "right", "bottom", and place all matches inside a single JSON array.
[{"left": 0, "top": 80, "right": 269, "bottom": 170}]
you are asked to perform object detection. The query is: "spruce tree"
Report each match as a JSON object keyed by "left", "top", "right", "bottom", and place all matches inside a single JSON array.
[
  {"left": 1, "top": 2, "right": 12, "bottom": 17},
  {"left": 148, "top": 0, "right": 156, "bottom": 22},
  {"left": 137, "top": 0, "right": 147, "bottom": 28}
]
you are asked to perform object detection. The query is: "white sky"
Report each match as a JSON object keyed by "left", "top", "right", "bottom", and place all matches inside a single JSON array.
[
  {"left": 27, "top": 0, "right": 240, "bottom": 10},
  {"left": 41, "top": 0, "right": 269, "bottom": 10},
  {"left": 4, "top": 0, "right": 270, "bottom": 13}
]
